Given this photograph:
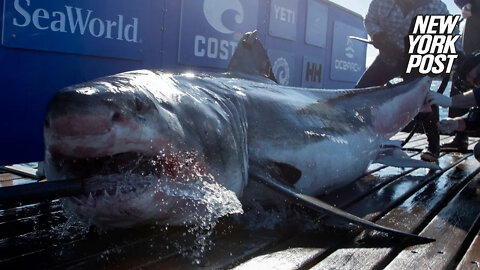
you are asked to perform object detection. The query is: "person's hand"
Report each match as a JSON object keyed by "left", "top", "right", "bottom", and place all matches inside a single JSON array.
[
  {"left": 426, "top": 91, "right": 452, "bottom": 107},
  {"left": 437, "top": 118, "right": 462, "bottom": 133},
  {"left": 462, "top": 3, "right": 472, "bottom": 19}
]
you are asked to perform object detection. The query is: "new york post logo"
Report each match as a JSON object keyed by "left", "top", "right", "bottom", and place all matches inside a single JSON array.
[
  {"left": 7, "top": 0, "right": 140, "bottom": 43},
  {"left": 406, "top": 15, "right": 461, "bottom": 75}
]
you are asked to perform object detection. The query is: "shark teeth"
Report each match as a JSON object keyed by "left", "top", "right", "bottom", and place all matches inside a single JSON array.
[{"left": 85, "top": 192, "right": 96, "bottom": 207}]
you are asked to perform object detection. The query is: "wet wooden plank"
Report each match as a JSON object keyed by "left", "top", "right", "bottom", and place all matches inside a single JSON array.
[
  {"left": 139, "top": 228, "right": 293, "bottom": 270},
  {"left": 51, "top": 222, "right": 286, "bottom": 270},
  {"left": 231, "top": 232, "right": 337, "bottom": 270},
  {"left": 0, "top": 173, "right": 23, "bottom": 182},
  {"left": 468, "top": 137, "right": 480, "bottom": 150},
  {"left": 1, "top": 133, "right": 479, "bottom": 270},
  {"left": 149, "top": 134, "right": 442, "bottom": 270},
  {"left": 232, "top": 153, "right": 470, "bottom": 270},
  {"left": 0, "top": 164, "right": 38, "bottom": 179},
  {"left": 0, "top": 200, "right": 61, "bottom": 224},
  {"left": 134, "top": 152, "right": 433, "bottom": 270},
  {"left": 1, "top": 224, "right": 182, "bottom": 269},
  {"left": 226, "top": 167, "right": 416, "bottom": 270},
  {"left": 384, "top": 168, "right": 480, "bottom": 269},
  {"left": 311, "top": 155, "right": 480, "bottom": 270},
  {"left": 456, "top": 221, "right": 480, "bottom": 270},
  {"left": 0, "top": 174, "right": 36, "bottom": 188},
  {"left": 0, "top": 206, "right": 65, "bottom": 240},
  {"left": 229, "top": 157, "right": 433, "bottom": 269},
  {"left": 328, "top": 153, "right": 463, "bottom": 223},
  {"left": 231, "top": 229, "right": 354, "bottom": 270}
]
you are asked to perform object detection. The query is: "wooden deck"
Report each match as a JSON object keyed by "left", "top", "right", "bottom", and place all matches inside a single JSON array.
[{"left": 1, "top": 132, "right": 480, "bottom": 269}]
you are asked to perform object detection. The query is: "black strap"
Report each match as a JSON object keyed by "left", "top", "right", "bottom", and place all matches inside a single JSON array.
[{"left": 401, "top": 75, "right": 450, "bottom": 146}]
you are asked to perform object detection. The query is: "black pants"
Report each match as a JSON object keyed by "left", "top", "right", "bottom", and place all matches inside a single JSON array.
[
  {"left": 355, "top": 57, "right": 402, "bottom": 88},
  {"left": 447, "top": 75, "right": 470, "bottom": 141},
  {"left": 355, "top": 56, "right": 439, "bottom": 152}
]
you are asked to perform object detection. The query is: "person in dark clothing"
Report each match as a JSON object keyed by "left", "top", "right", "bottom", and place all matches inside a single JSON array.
[
  {"left": 359, "top": 0, "right": 460, "bottom": 162},
  {"left": 427, "top": 50, "right": 480, "bottom": 159},
  {"left": 441, "top": 0, "right": 480, "bottom": 151}
]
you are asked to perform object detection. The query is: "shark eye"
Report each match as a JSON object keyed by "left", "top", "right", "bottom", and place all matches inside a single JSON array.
[{"left": 112, "top": 112, "right": 122, "bottom": 122}]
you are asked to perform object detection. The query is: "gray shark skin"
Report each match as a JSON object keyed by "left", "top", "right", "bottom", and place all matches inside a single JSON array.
[
  {"left": 43, "top": 71, "right": 431, "bottom": 227},
  {"left": 43, "top": 33, "right": 432, "bottom": 228}
]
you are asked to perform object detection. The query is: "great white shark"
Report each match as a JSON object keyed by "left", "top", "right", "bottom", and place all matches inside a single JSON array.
[{"left": 44, "top": 31, "right": 435, "bottom": 229}]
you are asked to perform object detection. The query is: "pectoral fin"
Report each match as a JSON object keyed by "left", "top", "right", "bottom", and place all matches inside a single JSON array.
[
  {"left": 254, "top": 160, "right": 302, "bottom": 188},
  {"left": 248, "top": 164, "right": 434, "bottom": 243}
]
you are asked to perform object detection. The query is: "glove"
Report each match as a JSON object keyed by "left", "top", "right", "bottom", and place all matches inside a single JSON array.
[
  {"left": 426, "top": 91, "right": 452, "bottom": 107},
  {"left": 462, "top": 3, "right": 472, "bottom": 18},
  {"left": 437, "top": 118, "right": 460, "bottom": 134}
]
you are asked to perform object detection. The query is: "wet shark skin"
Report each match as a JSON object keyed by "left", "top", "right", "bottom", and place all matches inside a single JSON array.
[{"left": 43, "top": 69, "right": 431, "bottom": 226}]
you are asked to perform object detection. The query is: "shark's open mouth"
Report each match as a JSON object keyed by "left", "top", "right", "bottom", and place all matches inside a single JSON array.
[
  {"left": 48, "top": 149, "right": 224, "bottom": 227},
  {"left": 48, "top": 148, "right": 243, "bottom": 228},
  {"left": 55, "top": 152, "right": 166, "bottom": 180},
  {"left": 48, "top": 149, "right": 197, "bottom": 205},
  {"left": 50, "top": 152, "right": 167, "bottom": 206}
]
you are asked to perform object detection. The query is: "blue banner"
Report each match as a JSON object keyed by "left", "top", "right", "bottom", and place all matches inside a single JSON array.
[
  {"left": 302, "top": 56, "right": 323, "bottom": 88},
  {"left": 178, "top": 0, "right": 259, "bottom": 69},
  {"left": 305, "top": 0, "right": 328, "bottom": 48},
  {"left": 269, "top": 0, "right": 298, "bottom": 41},
  {"left": 2, "top": 0, "right": 148, "bottom": 60},
  {"left": 268, "top": 49, "right": 295, "bottom": 86},
  {"left": 330, "top": 21, "right": 367, "bottom": 82}
]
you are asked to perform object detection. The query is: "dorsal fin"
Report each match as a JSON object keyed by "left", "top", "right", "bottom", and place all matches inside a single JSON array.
[{"left": 228, "top": 30, "right": 278, "bottom": 83}]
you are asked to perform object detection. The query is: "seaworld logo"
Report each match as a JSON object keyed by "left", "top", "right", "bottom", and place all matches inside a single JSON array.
[
  {"left": 203, "top": 0, "right": 244, "bottom": 34},
  {"left": 9, "top": 0, "right": 140, "bottom": 43}
]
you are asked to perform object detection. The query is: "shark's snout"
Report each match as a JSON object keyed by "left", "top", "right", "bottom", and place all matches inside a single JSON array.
[{"left": 46, "top": 114, "right": 113, "bottom": 137}]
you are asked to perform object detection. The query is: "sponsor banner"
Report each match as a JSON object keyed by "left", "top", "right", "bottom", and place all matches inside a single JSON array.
[
  {"left": 305, "top": 0, "right": 328, "bottom": 48},
  {"left": 330, "top": 21, "right": 366, "bottom": 82},
  {"left": 302, "top": 56, "right": 323, "bottom": 88},
  {"left": 179, "top": 0, "right": 259, "bottom": 69},
  {"left": 2, "top": 0, "right": 147, "bottom": 60},
  {"left": 269, "top": 0, "right": 298, "bottom": 41},
  {"left": 268, "top": 49, "right": 295, "bottom": 86}
]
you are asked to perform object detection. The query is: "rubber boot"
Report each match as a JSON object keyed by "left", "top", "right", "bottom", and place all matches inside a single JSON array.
[
  {"left": 441, "top": 132, "right": 469, "bottom": 151},
  {"left": 442, "top": 73, "right": 469, "bottom": 151}
]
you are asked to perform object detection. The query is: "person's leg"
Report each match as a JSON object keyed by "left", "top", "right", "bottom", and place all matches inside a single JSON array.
[
  {"left": 441, "top": 9, "right": 480, "bottom": 150},
  {"left": 355, "top": 56, "right": 400, "bottom": 88},
  {"left": 442, "top": 76, "right": 469, "bottom": 150},
  {"left": 419, "top": 105, "right": 440, "bottom": 162}
]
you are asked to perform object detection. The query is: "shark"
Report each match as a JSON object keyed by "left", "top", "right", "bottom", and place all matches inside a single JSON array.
[{"left": 43, "top": 31, "right": 435, "bottom": 232}]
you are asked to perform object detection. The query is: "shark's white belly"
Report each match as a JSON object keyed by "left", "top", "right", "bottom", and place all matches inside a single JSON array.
[{"left": 254, "top": 129, "right": 383, "bottom": 195}]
